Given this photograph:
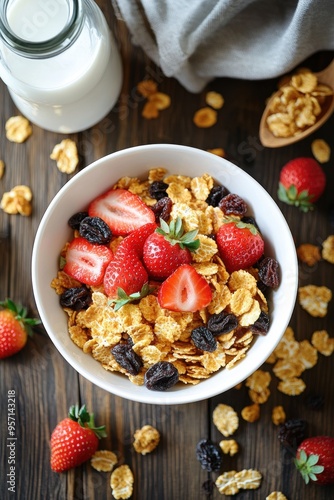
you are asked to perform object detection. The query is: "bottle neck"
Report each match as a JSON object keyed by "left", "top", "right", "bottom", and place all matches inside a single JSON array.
[{"left": 0, "top": 0, "right": 84, "bottom": 59}]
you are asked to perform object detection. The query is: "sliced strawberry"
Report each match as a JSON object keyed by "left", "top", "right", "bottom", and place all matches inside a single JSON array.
[
  {"left": 88, "top": 189, "right": 155, "bottom": 236},
  {"left": 64, "top": 237, "right": 113, "bottom": 286},
  {"left": 157, "top": 264, "right": 212, "bottom": 312},
  {"left": 104, "top": 249, "right": 148, "bottom": 298}
]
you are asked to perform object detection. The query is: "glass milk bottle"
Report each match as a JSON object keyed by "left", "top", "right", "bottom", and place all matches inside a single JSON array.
[{"left": 0, "top": 0, "right": 123, "bottom": 133}]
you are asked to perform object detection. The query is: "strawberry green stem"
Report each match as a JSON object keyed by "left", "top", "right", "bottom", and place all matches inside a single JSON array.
[{"left": 68, "top": 404, "right": 107, "bottom": 439}]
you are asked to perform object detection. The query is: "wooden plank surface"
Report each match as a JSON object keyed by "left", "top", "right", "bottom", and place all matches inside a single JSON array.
[{"left": 1, "top": 1, "right": 333, "bottom": 499}]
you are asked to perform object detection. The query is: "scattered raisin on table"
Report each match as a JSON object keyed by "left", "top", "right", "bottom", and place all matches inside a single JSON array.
[
  {"left": 207, "top": 312, "right": 238, "bottom": 335},
  {"left": 258, "top": 256, "right": 280, "bottom": 288},
  {"left": 149, "top": 180, "right": 169, "bottom": 200},
  {"left": 60, "top": 286, "right": 92, "bottom": 310},
  {"left": 206, "top": 185, "right": 229, "bottom": 207},
  {"left": 278, "top": 418, "right": 308, "bottom": 451},
  {"left": 68, "top": 211, "right": 89, "bottom": 230},
  {"left": 111, "top": 343, "right": 143, "bottom": 376},
  {"left": 250, "top": 311, "right": 270, "bottom": 335},
  {"left": 151, "top": 197, "right": 173, "bottom": 223},
  {"left": 144, "top": 361, "right": 179, "bottom": 391},
  {"left": 218, "top": 193, "right": 248, "bottom": 216},
  {"left": 191, "top": 326, "right": 217, "bottom": 352},
  {"left": 79, "top": 216, "right": 112, "bottom": 245},
  {"left": 196, "top": 439, "right": 222, "bottom": 472}
]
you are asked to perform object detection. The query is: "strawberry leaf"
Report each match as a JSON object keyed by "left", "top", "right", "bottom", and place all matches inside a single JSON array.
[
  {"left": 109, "top": 283, "right": 156, "bottom": 311},
  {"left": 156, "top": 216, "right": 200, "bottom": 251},
  {"left": 68, "top": 404, "right": 107, "bottom": 438},
  {"left": 294, "top": 452, "right": 325, "bottom": 484}
]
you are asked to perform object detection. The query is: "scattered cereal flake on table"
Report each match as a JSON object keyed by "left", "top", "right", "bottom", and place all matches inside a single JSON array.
[
  {"left": 147, "top": 91, "right": 171, "bottom": 110},
  {"left": 272, "top": 405, "right": 286, "bottom": 425},
  {"left": 248, "top": 386, "right": 271, "bottom": 404},
  {"left": 297, "top": 339, "right": 318, "bottom": 369},
  {"left": 298, "top": 285, "right": 332, "bottom": 317},
  {"left": 0, "top": 160, "right": 5, "bottom": 179},
  {"left": 91, "top": 450, "right": 118, "bottom": 472},
  {"left": 311, "top": 138, "right": 331, "bottom": 163},
  {"left": 266, "top": 492, "right": 288, "bottom": 500},
  {"left": 207, "top": 148, "right": 225, "bottom": 157},
  {"left": 205, "top": 91, "right": 225, "bottom": 109},
  {"left": 245, "top": 369, "right": 271, "bottom": 392},
  {"left": 322, "top": 235, "right": 334, "bottom": 264},
  {"left": 142, "top": 100, "right": 159, "bottom": 119},
  {"left": 278, "top": 377, "right": 306, "bottom": 396},
  {"left": 5, "top": 115, "right": 32, "bottom": 143},
  {"left": 274, "top": 326, "right": 299, "bottom": 358},
  {"left": 110, "top": 464, "right": 134, "bottom": 500},
  {"left": 297, "top": 243, "right": 321, "bottom": 266},
  {"left": 219, "top": 439, "right": 239, "bottom": 456},
  {"left": 215, "top": 471, "right": 239, "bottom": 495},
  {"left": 50, "top": 139, "right": 79, "bottom": 174},
  {"left": 193, "top": 107, "right": 217, "bottom": 128},
  {"left": 213, "top": 404, "right": 239, "bottom": 437},
  {"left": 137, "top": 79, "right": 158, "bottom": 97},
  {"left": 311, "top": 330, "right": 334, "bottom": 356},
  {"left": 133, "top": 425, "right": 160, "bottom": 455},
  {"left": 0, "top": 184, "right": 32, "bottom": 215},
  {"left": 241, "top": 403, "right": 260, "bottom": 422},
  {"left": 235, "top": 469, "right": 262, "bottom": 490},
  {"left": 273, "top": 358, "right": 305, "bottom": 380}
]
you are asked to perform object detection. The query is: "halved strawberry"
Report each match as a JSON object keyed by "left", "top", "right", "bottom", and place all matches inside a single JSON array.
[
  {"left": 157, "top": 264, "right": 212, "bottom": 312},
  {"left": 88, "top": 189, "right": 155, "bottom": 236},
  {"left": 118, "top": 222, "right": 157, "bottom": 258},
  {"left": 64, "top": 237, "right": 113, "bottom": 286},
  {"left": 104, "top": 249, "right": 148, "bottom": 298}
]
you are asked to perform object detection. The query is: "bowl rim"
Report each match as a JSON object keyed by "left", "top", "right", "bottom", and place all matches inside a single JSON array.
[{"left": 32, "top": 143, "right": 298, "bottom": 405}]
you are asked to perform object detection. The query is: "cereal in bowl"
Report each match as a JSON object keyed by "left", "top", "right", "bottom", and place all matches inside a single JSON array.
[{"left": 51, "top": 169, "right": 280, "bottom": 391}]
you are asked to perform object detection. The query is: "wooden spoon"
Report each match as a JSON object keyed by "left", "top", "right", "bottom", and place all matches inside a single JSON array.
[{"left": 259, "top": 59, "right": 334, "bottom": 148}]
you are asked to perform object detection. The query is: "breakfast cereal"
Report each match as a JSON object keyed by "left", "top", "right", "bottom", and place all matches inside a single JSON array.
[
  {"left": 322, "top": 235, "right": 334, "bottom": 263},
  {"left": 110, "top": 464, "right": 134, "bottom": 499},
  {"left": 91, "top": 450, "right": 118, "bottom": 472},
  {"left": 50, "top": 138, "right": 79, "bottom": 174},
  {"left": 1, "top": 184, "right": 32, "bottom": 216},
  {"left": 219, "top": 439, "right": 239, "bottom": 456},
  {"left": 311, "top": 138, "right": 331, "bottom": 163},
  {"left": 213, "top": 404, "right": 239, "bottom": 436},
  {"left": 5, "top": 115, "right": 32, "bottom": 143},
  {"left": 133, "top": 425, "right": 160, "bottom": 455}
]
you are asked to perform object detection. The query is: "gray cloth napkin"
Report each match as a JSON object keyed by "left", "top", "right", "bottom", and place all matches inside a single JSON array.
[{"left": 113, "top": 0, "right": 334, "bottom": 92}]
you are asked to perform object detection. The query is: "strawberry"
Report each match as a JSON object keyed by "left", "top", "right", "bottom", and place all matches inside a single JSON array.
[
  {"left": 278, "top": 157, "right": 326, "bottom": 212},
  {"left": 63, "top": 237, "right": 113, "bottom": 286},
  {"left": 118, "top": 222, "right": 157, "bottom": 257},
  {"left": 0, "top": 299, "right": 40, "bottom": 359},
  {"left": 88, "top": 188, "right": 155, "bottom": 236},
  {"left": 143, "top": 217, "right": 200, "bottom": 279},
  {"left": 294, "top": 436, "right": 334, "bottom": 485},
  {"left": 216, "top": 219, "right": 264, "bottom": 273},
  {"left": 50, "top": 404, "right": 107, "bottom": 473},
  {"left": 157, "top": 264, "right": 212, "bottom": 312},
  {"left": 103, "top": 248, "right": 148, "bottom": 298}
]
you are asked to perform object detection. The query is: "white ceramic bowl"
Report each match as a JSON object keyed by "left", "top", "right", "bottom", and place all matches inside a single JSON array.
[{"left": 32, "top": 144, "right": 298, "bottom": 405}]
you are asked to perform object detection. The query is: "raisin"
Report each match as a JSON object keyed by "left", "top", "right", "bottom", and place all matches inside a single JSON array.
[
  {"left": 196, "top": 439, "right": 222, "bottom": 472},
  {"left": 202, "top": 479, "right": 214, "bottom": 496},
  {"left": 79, "top": 216, "right": 112, "bottom": 245},
  {"left": 111, "top": 343, "right": 143, "bottom": 376},
  {"left": 207, "top": 312, "right": 238, "bottom": 335},
  {"left": 144, "top": 361, "right": 179, "bottom": 391},
  {"left": 191, "top": 326, "right": 217, "bottom": 352},
  {"left": 218, "top": 193, "right": 248, "bottom": 216},
  {"left": 250, "top": 311, "right": 270, "bottom": 335},
  {"left": 149, "top": 181, "right": 169, "bottom": 200},
  {"left": 59, "top": 286, "right": 92, "bottom": 310},
  {"left": 258, "top": 257, "right": 280, "bottom": 288},
  {"left": 278, "top": 418, "right": 307, "bottom": 451},
  {"left": 151, "top": 197, "right": 173, "bottom": 223},
  {"left": 304, "top": 393, "right": 325, "bottom": 410},
  {"left": 68, "top": 211, "right": 89, "bottom": 230},
  {"left": 206, "top": 185, "right": 229, "bottom": 207}
]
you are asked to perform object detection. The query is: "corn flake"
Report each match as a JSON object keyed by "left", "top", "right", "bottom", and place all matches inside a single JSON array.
[
  {"left": 147, "top": 92, "right": 171, "bottom": 110},
  {"left": 110, "top": 465, "right": 134, "bottom": 500},
  {"left": 0, "top": 160, "right": 5, "bottom": 179},
  {"left": 298, "top": 285, "right": 332, "bottom": 317},
  {"left": 91, "top": 450, "right": 117, "bottom": 472},
  {"left": 133, "top": 425, "right": 160, "bottom": 455},
  {"left": 297, "top": 243, "right": 321, "bottom": 266},
  {"left": 272, "top": 405, "right": 286, "bottom": 426},
  {"left": 137, "top": 79, "right": 158, "bottom": 97},
  {"left": 213, "top": 404, "right": 239, "bottom": 436},
  {"left": 245, "top": 369, "right": 271, "bottom": 392},
  {"left": 277, "top": 377, "right": 306, "bottom": 396},
  {"left": 311, "top": 330, "right": 334, "bottom": 356},
  {"left": 5, "top": 115, "right": 32, "bottom": 143},
  {"left": 322, "top": 235, "right": 334, "bottom": 264},
  {"left": 1, "top": 185, "right": 33, "bottom": 216},
  {"left": 219, "top": 439, "right": 239, "bottom": 456},
  {"left": 241, "top": 403, "right": 260, "bottom": 422},
  {"left": 311, "top": 138, "right": 331, "bottom": 163},
  {"left": 50, "top": 139, "right": 79, "bottom": 174},
  {"left": 266, "top": 492, "right": 288, "bottom": 500},
  {"left": 193, "top": 107, "right": 217, "bottom": 128},
  {"left": 205, "top": 91, "right": 224, "bottom": 109},
  {"left": 235, "top": 469, "right": 262, "bottom": 490}
]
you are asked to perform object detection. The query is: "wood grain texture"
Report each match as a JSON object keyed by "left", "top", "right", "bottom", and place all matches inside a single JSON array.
[{"left": 0, "top": 1, "right": 333, "bottom": 499}]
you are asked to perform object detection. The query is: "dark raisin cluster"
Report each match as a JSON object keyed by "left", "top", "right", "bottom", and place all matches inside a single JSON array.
[
  {"left": 111, "top": 343, "right": 143, "bottom": 376},
  {"left": 151, "top": 197, "right": 173, "bottom": 222},
  {"left": 278, "top": 418, "right": 308, "bottom": 451},
  {"left": 144, "top": 361, "right": 179, "bottom": 391},
  {"left": 149, "top": 181, "right": 169, "bottom": 200},
  {"left": 218, "top": 193, "right": 248, "bottom": 216},
  {"left": 191, "top": 312, "right": 238, "bottom": 352},
  {"left": 196, "top": 439, "right": 222, "bottom": 472},
  {"left": 60, "top": 286, "right": 92, "bottom": 310}
]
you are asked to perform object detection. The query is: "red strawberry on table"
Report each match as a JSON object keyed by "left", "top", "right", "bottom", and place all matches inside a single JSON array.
[
  {"left": 143, "top": 217, "right": 200, "bottom": 280},
  {"left": 158, "top": 264, "right": 212, "bottom": 312},
  {"left": 50, "top": 404, "right": 107, "bottom": 473},
  {"left": 278, "top": 157, "right": 326, "bottom": 212},
  {"left": 216, "top": 219, "right": 264, "bottom": 273},
  {"left": 88, "top": 188, "right": 155, "bottom": 236},
  {"left": 0, "top": 299, "right": 40, "bottom": 359},
  {"left": 294, "top": 436, "right": 334, "bottom": 485},
  {"left": 64, "top": 237, "right": 113, "bottom": 286}
]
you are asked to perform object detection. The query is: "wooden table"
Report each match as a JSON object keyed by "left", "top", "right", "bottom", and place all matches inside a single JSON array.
[{"left": 1, "top": 2, "right": 333, "bottom": 499}]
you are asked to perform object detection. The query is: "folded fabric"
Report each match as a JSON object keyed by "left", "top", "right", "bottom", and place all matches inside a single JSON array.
[{"left": 113, "top": 0, "right": 334, "bottom": 92}]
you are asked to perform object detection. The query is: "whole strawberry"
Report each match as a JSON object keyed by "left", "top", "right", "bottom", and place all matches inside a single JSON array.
[
  {"left": 294, "top": 436, "right": 334, "bottom": 485},
  {"left": 143, "top": 217, "right": 200, "bottom": 280},
  {"left": 278, "top": 157, "right": 326, "bottom": 212},
  {"left": 216, "top": 219, "right": 264, "bottom": 273},
  {"left": 0, "top": 299, "right": 40, "bottom": 359},
  {"left": 50, "top": 404, "right": 107, "bottom": 473}
]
